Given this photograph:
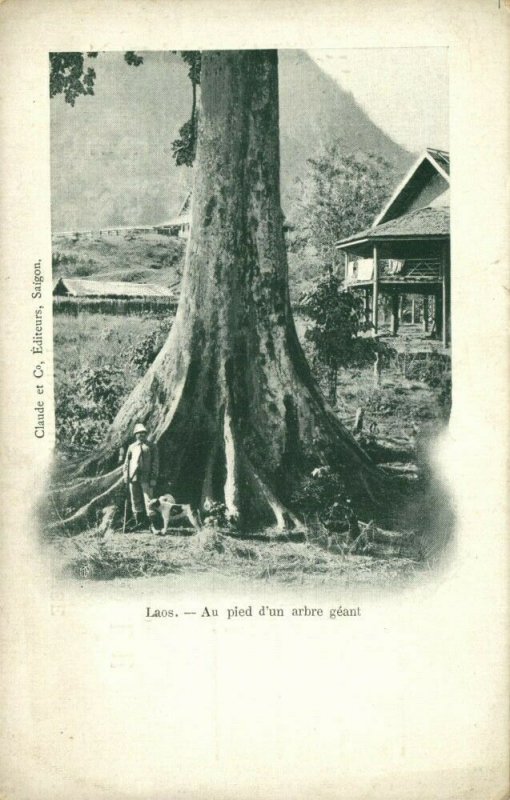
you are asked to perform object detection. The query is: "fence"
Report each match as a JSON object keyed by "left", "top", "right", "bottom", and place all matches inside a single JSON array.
[{"left": 53, "top": 296, "right": 178, "bottom": 316}]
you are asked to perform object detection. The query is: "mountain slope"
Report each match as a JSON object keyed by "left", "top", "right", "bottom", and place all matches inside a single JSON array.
[
  {"left": 50, "top": 50, "right": 412, "bottom": 231},
  {"left": 278, "top": 50, "right": 412, "bottom": 210}
]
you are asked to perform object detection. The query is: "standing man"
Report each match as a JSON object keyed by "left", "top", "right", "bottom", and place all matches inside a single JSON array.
[{"left": 123, "top": 423, "right": 159, "bottom": 530}]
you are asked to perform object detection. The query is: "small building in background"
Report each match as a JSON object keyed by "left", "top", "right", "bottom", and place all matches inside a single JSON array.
[
  {"left": 155, "top": 191, "right": 294, "bottom": 242},
  {"left": 53, "top": 277, "right": 178, "bottom": 315},
  {"left": 155, "top": 193, "right": 192, "bottom": 238},
  {"left": 336, "top": 148, "right": 450, "bottom": 347}
]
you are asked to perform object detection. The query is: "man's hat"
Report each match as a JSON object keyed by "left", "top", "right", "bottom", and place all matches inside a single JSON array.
[{"left": 133, "top": 422, "right": 147, "bottom": 434}]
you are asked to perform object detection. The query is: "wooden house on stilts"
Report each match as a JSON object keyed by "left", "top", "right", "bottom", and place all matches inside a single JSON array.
[{"left": 336, "top": 148, "right": 450, "bottom": 347}]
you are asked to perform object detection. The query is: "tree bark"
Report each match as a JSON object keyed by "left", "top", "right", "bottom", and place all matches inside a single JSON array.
[{"left": 52, "top": 51, "right": 384, "bottom": 532}]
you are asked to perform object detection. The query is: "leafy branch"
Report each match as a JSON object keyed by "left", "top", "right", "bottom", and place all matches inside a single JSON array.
[{"left": 49, "top": 50, "right": 201, "bottom": 166}]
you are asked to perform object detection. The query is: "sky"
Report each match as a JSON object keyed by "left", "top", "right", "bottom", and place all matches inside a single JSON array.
[{"left": 308, "top": 48, "right": 448, "bottom": 154}]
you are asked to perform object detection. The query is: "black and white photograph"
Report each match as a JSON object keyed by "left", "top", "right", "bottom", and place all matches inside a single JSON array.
[{"left": 46, "top": 48, "right": 452, "bottom": 587}]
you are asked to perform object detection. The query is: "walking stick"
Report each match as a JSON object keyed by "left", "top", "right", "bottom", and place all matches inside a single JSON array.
[
  {"left": 122, "top": 493, "right": 128, "bottom": 534},
  {"left": 122, "top": 451, "right": 132, "bottom": 534}
]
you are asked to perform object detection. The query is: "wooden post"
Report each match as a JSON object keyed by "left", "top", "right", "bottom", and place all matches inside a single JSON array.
[
  {"left": 434, "top": 289, "right": 443, "bottom": 339},
  {"left": 372, "top": 245, "right": 379, "bottom": 332},
  {"left": 441, "top": 243, "right": 449, "bottom": 347},
  {"left": 363, "top": 287, "right": 371, "bottom": 324},
  {"left": 373, "top": 352, "right": 382, "bottom": 387},
  {"left": 390, "top": 293, "right": 399, "bottom": 336},
  {"left": 353, "top": 407, "right": 364, "bottom": 434},
  {"left": 423, "top": 296, "right": 429, "bottom": 332},
  {"left": 411, "top": 297, "right": 417, "bottom": 324}
]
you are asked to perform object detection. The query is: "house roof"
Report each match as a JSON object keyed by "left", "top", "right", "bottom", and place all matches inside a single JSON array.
[
  {"left": 427, "top": 148, "right": 450, "bottom": 175},
  {"left": 53, "top": 277, "right": 176, "bottom": 299},
  {"left": 337, "top": 206, "right": 450, "bottom": 247},
  {"left": 373, "top": 148, "right": 450, "bottom": 227}
]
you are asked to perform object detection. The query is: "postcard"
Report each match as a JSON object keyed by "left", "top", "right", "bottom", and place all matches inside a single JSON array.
[{"left": 0, "top": 1, "right": 508, "bottom": 798}]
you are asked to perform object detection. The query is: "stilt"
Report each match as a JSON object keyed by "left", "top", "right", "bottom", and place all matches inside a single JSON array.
[
  {"left": 434, "top": 289, "right": 443, "bottom": 339},
  {"left": 363, "top": 287, "right": 371, "bottom": 325},
  {"left": 372, "top": 246, "right": 379, "bottom": 333},
  {"left": 411, "top": 297, "right": 417, "bottom": 324},
  {"left": 390, "top": 293, "right": 399, "bottom": 336},
  {"left": 423, "top": 296, "right": 429, "bottom": 332},
  {"left": 441, "top": 243, "right": 449, "bottom": 347}
]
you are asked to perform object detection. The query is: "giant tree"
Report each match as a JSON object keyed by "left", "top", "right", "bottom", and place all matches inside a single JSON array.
[{"left": 52, "top": 50, "right": 385, "bottom": 531}]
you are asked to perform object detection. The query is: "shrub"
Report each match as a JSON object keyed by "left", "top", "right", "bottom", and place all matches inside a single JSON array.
[
  {"left": 127, "top": 321, "right": 172, "bottom": 374},
  {"left": 52, "top": 251, "right": 78, "bottom": 269},
  {"left": 52, "top": 252, "right": 99, "bottom": 276},
  {"left": 401, "top": 352, "right": 452, "bottom": 415},
  {"left": 201, "top": 501, "right": 235, "bottom": 530},
  {"left": 55, "top": 367, "right": 127, "bottom": 451},
  {"left": 300, "top": 275, "right": 392, "bottom": 403},
  {"left": 79, "top": 367, "right": 125, "bottom": 421},
  {"left": 73, "top": 261, "right": 97, "bottom": 277},
  {"left": 120, "top": 271, "right": 151, "bottom": 282},
  {"left": 291, "top": 466, "right": 357, "bottom": 535}
]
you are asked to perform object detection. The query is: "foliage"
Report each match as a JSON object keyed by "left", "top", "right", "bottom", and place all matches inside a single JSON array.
[
  {"left": 124, "top": 52, "right": 144, "bottom": 67},
  {"left": 300, "top": 275, "right": 395, "bottom": 402},
  {"left": 52, "top": 251, "right": 100, "bottom": 277},
  {"left": 72, "top": 263, "right": 96, "bottom": 277},
  {"left": 301, "top": 275, "right": 362, "bottom": 361},
  {"left": 50, "top": 50, "right": 200, "bottom": 167},
  {"left": 52, "top": 251, "right": 78, "bottom": 268},
  {"left": 301, "top": 274, "right": 379, "bottom": 401},
  {"left": 399, "top": 352, "right": 452, "bottom": 414},
  {"left": 171, "top": 51, "right": 201, "bottom": 166},
  {"left": 291, "top": 467, "right": 357, "bottom": 535},
  {"left": 127, "top": 321, "right": 172, "bottom": 374},
  {"left": 171, "top": 117, "right": 197, "bottom": 167},
  {"left": 201, "top": 501, "right": 235, "bottom": 529},
  {"left": 79, "top": 367, "right": 125, "bottom": 416},
  {"left": 119, "top": 270, "right": 151, "bottom": 282},
  {"left": 56, "top": 367, "right": 126, "bottom": 450},
  {"left": 49, "top": 52, "right": 98, "bottom": 106},
  {"left": 291, "top": 145, "right": 395, "bottom": 265},
  {"left": 179, "top": 51, "right": 201, "bottom": 86}
]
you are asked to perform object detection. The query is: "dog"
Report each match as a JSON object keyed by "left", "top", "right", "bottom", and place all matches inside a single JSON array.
[{"left": 147, "top": 494, "right": 200, "bottom": 535}]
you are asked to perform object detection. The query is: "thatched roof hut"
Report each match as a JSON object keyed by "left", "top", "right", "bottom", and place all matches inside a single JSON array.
[
  {"left": 53, "top": 277, "right": 176, "bottom": 299},
  {"left": 53, "top": 278, "right": 178, "bottom": 315}
]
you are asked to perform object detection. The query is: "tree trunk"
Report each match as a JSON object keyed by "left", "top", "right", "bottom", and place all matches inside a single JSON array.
[{"left": 52, "top": 51, "right": 384, "bottom": 532}]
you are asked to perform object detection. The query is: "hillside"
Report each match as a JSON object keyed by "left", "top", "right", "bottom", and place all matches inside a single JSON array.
[
  {"left": 50, "top": 50, "right": 412, "bottom": 232},
  {"left": 51, "top": 231, "right": 186, "bottom": 287},
  {"left": 278, "top": 51, "right": 411, "bottom": 211}
]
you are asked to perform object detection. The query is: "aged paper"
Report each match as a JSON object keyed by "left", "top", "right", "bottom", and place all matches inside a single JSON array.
[{"left": 0, "top": 1, "right": 509, "bottom": 798}]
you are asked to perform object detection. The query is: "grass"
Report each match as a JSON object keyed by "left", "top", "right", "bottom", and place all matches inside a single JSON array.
[
  {"left": 53, "top": 312, "right": 170, "bottom": 374},
  {"left": 53, "top": 526, "right": 423, "bottom": 589},
  {"left": 50, "top": 307, "right": 452, "bottom": 587},
  {"left": 52, "top": 231, "right": 185, "bottom": 286}
]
